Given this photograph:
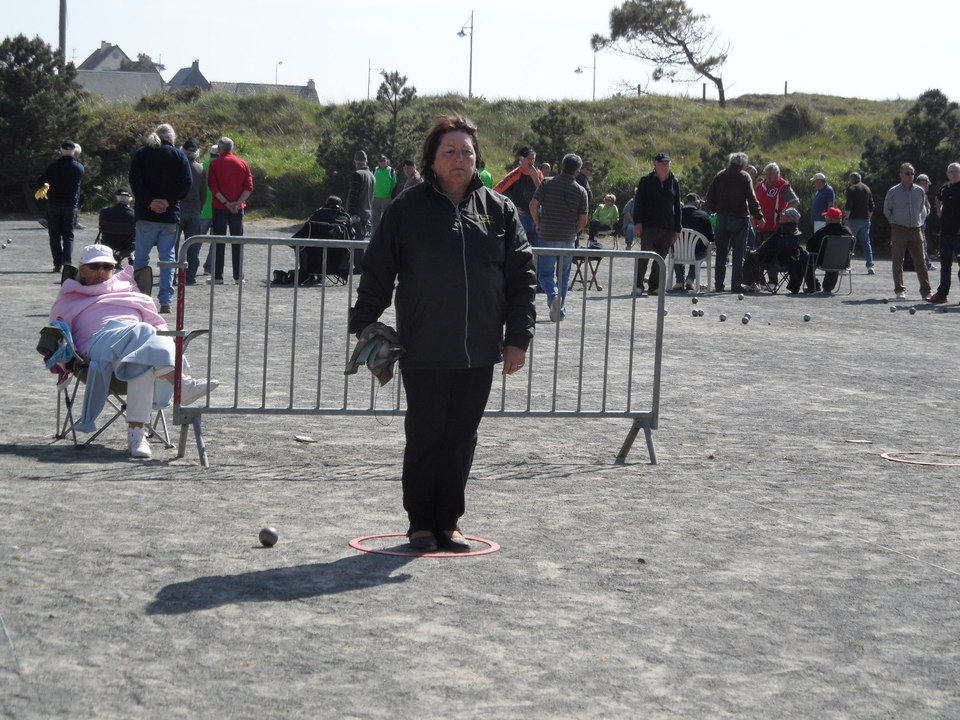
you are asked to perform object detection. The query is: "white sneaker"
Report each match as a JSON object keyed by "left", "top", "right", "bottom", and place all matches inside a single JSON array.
[
  {"left": 180, "top": 377, "right": 220, "bottom": 405},
  {"left": 672, "top": 282, "right": 684, "bottom": 291},
  {"left": 128, "top": 427, "right": 152, "bottom": 459},
  {"left": 895, "top": 291, "right": 906, "bottom": 299},
  {"left": 867, "top": 267, "right": 875, "bottom": 275}
]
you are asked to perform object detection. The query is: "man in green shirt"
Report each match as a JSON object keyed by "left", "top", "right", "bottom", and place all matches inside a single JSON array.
[
  {"left": 478, "top": 159, "right": 494, "bottom": 188},
  {"left": 371, "top": 154, "right": 397, "bottom": 233}
]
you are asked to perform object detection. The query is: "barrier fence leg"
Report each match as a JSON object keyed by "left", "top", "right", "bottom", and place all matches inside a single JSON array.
[
  {"left": 193, "top": 416, "right": 209, "bottom": 468},
  {"left": 616, "top": 418, "right": 659, "bottom": 466},
  {"left": 643, "top": 421, "right": 658, "bottom": 465},
  {"left": 177, "top": 422, "right": 189, "bottom": 459},
  {"left": 176, "top": 414, "right": 209, "bottom": 467}
]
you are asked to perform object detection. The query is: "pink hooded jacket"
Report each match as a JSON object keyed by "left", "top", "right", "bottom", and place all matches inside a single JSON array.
[{"left": 49, "top": 266, "right": 166, "bottom": 354}]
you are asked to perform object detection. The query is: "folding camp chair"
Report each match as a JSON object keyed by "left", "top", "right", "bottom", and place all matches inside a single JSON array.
[
  {"left": 569, "top": 255, "right": 603, "bottom": 292},
  {"left": 96, "top": 209, "right": 137, "bottom": 266},
  {"left": 38, "top": 265, "right": 177, "bottom": 450},
  {"left": 759, "top": 257, "right": 791, "bottom": 293},
  {"left": 595, "top": 226, "right": 619, "bottom": 250},
  {"left": 808, "top": 234, "right": 856, "bottom": 295}
]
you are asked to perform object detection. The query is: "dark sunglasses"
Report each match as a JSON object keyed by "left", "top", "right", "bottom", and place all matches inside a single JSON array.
[{"left": 85, "top": 263, "right": 115, "bottom": 271}]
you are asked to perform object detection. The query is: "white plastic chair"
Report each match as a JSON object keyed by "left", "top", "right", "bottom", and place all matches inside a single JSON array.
[{"left": 668, "top": 228, "right": 712, "bottom": 290}]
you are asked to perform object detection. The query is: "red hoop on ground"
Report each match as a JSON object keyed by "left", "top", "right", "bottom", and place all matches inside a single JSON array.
[
  {"left": 349, "top": 533, "right": 501, "bottom": 558},
  {"left": 881, "top": 451, "right": 960, "bottom": 466}
]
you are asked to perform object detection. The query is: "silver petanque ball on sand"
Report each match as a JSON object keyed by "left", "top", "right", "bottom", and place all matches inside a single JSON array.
[
  {"left": 909, "top": 307, "right": 917, "bottom": 315},
  {"left": 692, "top": 309, "right": 699, "bottom": 317},
  {"left": 738, "top": 293, "right": 744, "bottom": 300},
  {"left": 719, "top": 313, "right": 727, "bottom": 321},
  {"left": 692, "top": 297, "right": 699, "bottom": 304},
  {"left": 804, "top": 314, "right": 811, "bottom": 322},
  {"left": 890, "top": 306, "right": 897, "bottom": 313},
  {"left": 741, "top": 315, "right": 749, "bottom": 324},
  {"left": 259, "top": 527, "right": 279, "bottom": 547}
]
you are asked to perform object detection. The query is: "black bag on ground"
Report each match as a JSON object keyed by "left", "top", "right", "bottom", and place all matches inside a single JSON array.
[{"left": 290, "top": 207, "right": 359, "bottom": 284}]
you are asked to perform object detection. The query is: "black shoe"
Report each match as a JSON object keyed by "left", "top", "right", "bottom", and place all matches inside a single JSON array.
[
  {"left": 408, "top": 533, "right": 438, "bottom": 553},
  {"left": 439, "top": 532, "right": 471, "bottom": 552},
  {"left": 159, "top": 304, "right": 171, "bottom": 314}
]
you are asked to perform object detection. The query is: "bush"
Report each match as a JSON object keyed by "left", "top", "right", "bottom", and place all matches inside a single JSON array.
[{"left": 765, "top": 102, "right": 824, "bottom": 143}]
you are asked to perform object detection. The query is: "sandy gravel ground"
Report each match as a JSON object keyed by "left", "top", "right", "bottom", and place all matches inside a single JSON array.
[{"left": 1, "top": 214, "right": 958, "bottom": 719}]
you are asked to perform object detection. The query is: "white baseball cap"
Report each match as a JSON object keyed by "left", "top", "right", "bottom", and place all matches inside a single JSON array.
[{"left": 79, "top": 244, "right": 116, "bottom": 265}]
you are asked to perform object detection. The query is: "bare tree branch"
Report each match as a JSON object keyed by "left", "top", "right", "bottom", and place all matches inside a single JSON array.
[{"left": 592, "top": 0, "right": 729, "bottom": 107}]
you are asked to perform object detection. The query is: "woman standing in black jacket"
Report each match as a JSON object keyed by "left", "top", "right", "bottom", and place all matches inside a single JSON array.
[{"left": 350, "top": 114, "right": 537, "bottom": 553}]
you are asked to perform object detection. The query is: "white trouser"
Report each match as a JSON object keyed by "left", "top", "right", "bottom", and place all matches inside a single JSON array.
[{"left": 125, "top": 365, "right": 174, "bottom": 424}]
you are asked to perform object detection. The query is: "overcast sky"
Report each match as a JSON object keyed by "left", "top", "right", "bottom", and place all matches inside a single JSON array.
[{"left": 8, "top": 0, "right": 958, "bottom": 104}]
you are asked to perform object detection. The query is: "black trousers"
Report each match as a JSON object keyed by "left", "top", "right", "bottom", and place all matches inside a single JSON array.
[
  {"left": 400, "top": 366, "right": 494, "bottom": 534},
  {"left": 46, "top": 202, "right": 76, "bottom": 266}
]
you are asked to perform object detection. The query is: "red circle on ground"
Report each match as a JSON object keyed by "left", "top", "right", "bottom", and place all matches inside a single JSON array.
[
  {"left": 880, "top": 451, "right": 960, "bottom": 467},
  {"left": 349, "top": 533, "right": 501, "bottom": 558}
]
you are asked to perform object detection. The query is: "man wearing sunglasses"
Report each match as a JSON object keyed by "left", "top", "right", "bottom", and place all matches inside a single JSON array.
[
  {"left": 883, "top": 163, "right": 931, "bottom": 300},
  {"left": 49, "top": 245, "right": 218, "bottom": 458}
]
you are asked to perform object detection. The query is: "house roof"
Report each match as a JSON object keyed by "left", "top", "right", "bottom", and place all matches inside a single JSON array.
[
  {"left": 76, "top": 70, "right": 164, "bottom": 103},
  {"left": 168, "top": 61, "right": 210, "bottom": 91},
  {"left": 209, "top": 81, "right": 319, "bottom": 104},
  {"left": 78, "top": 42, "right": 132, "bottom": 71}
]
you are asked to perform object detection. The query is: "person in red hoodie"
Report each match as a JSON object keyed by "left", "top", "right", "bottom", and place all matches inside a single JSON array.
[
  {"left": 754, "top": 163, "right": 799, "bottom": 244},
  {"left": 207, "top": 137, "right": 253, "bottom": 284}
]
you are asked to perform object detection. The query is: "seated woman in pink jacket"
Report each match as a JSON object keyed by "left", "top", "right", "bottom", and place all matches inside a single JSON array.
[{"left": 49, "top": 244, "right": 218, "bottom": 458}]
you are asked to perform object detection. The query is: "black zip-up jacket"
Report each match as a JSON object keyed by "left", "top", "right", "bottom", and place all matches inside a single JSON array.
[
  {"left": 349, "top": 174, "right": 536, "bottom": 370},
  {"left": 939, "top": 181, "right": 960, "bottom": 236},
  {"left": 634, "top": 170, "right": 682, "bottom": 232},
  {"left": 38, "top": 155, "right": 84, "bottom": 206}
]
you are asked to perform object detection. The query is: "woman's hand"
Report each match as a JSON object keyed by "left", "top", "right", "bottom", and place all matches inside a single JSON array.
[{"left": 502, "top": 345, "right": 526, "bottom": 375}]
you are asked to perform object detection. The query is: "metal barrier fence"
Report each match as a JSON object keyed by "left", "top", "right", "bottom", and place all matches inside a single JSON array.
[{"left": 169, "top": 236, "right": 666, "bottom": 468}]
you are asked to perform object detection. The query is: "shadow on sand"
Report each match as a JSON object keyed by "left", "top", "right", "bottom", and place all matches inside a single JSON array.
[{"left": 146, "top": 551, "right": 415, "bottom": 614}]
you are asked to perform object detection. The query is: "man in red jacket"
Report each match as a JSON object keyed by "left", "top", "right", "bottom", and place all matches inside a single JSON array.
[
  {"left": 207, "top": 137, "right": 253, "bottom": 284},
  {"left": 754, "top": 163, "right": 799, "bottom": 244}
]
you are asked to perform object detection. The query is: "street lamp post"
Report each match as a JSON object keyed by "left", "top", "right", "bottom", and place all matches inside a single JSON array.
[
  {"left": 275, "top": 60, "right": 283, "bottom": 85},
  {"left": 367, "top": 58, "right": 386, "bottom": 100},
  {"left": 457, "top": 11, "right": 474, "bottom": 99},
  {"left": 574, "top": 55, "right": 597, "bottom": 101}
]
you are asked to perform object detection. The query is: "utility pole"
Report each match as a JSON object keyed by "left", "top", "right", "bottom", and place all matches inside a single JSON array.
[{"left": 59, "top": 0, "right": 67, "bottom": 72}]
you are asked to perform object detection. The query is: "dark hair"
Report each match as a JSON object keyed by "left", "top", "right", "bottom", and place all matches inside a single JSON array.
[
  {"left": 420, "top": 114, "right": 482, "bottom": 186},
  {"left": 324, "top": 195, "right": 343, "bottom": 208}
]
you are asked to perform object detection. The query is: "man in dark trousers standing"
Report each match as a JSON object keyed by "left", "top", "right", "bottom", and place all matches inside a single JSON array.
[
  {"left": 633, "top": 152, "right": 682, "bottom": 295},
  {"left": 705, "top": 152, "right": 763, "bottom": 294},
  {"left": 926, "top": 162, "right": 960, "bottom": 303},
  {"left": 38, "top": 140, "right": 84, "bottom": 271},
  {"left": 346, "top": 150, "right": 375, "bottom": 239}
]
